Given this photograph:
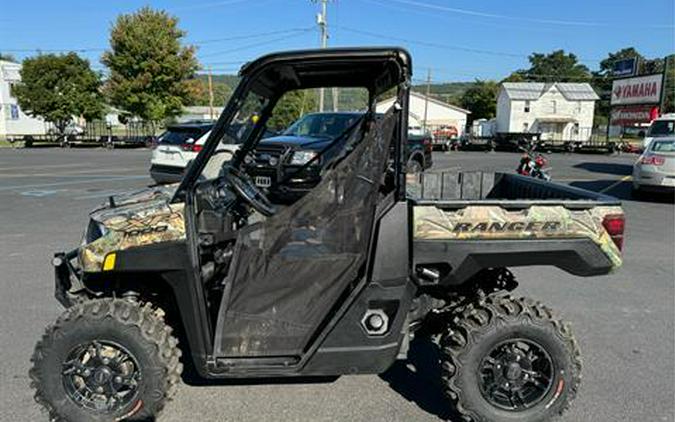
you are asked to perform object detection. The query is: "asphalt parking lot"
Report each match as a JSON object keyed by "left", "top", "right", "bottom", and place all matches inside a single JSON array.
[{"left": 0, "top": 148, "right": 672, "bottom": 422}]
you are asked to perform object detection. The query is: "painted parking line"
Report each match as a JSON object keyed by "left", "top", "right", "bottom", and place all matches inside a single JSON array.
[
  {"left": 74, "top": 190, "right": 136, "bottom": 200},
  {"left": 20, "top": 189, "right": 68, "bottom": 197},
  {"left": 0, "top": 175, "right": 149, "bottom": 192},
  {"left": 599, "top": 175, "right": 632, "bottom": 193},
  {"left": 0, "top": 163, "right": 95, "bottom": 172},
  {"left": 0, "top": 168, "right": 143, "bottom": 178}
]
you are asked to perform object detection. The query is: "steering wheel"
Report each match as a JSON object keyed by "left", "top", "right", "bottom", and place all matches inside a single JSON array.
[{"left": 224, "top": 166, "right": 277, "bottom": 217}]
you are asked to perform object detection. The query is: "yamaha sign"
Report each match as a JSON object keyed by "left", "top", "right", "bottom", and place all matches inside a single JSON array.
[{"left": 611, "top": 73, "right": 663, "bottom": 106}]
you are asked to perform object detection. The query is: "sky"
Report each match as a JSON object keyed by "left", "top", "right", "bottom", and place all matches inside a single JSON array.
[{"left": 1, "top": 0, "right": 674, "bottom": 83}]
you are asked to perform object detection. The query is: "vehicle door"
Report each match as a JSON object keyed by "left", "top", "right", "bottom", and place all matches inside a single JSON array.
[{"left": 212, "top": 108, "right": 398, "bottom": 358}]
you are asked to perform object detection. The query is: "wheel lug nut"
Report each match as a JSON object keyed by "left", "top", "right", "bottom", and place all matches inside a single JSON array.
[
  {"left": 102, "top": 358, "right": 110, "bottom": 365},
  {"left": 114, "top": 376, "right": 122, "bottom": 383}
]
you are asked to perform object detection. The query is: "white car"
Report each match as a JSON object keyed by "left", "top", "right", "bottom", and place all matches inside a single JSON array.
[
  {"left": 642, "top": 114, "right": 675, "bottom": 150},
  {"left": 633, "top": 136, "right": 675, "bottom": 194},
  {"left": 150, "top": 122, "right": 215, "bottom": 183}
]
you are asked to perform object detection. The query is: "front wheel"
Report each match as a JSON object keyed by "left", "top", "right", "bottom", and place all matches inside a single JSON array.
[
  {"left": 441, "top": 295, "right": 581, "bottom": 422},
  {"left": 30, "top": 299, "right": 182, "bottom": 422}
]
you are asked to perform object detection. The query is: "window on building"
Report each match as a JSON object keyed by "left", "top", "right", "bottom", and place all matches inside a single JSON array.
[
  {"left": 576, "top": 101, "right": 582, "bottom": 113},
  {"left": 550, "top": 100, "right": 557, "bottom": 114},
  {"left": 573, "top": 123, "right": 580, "bottom": 134},
  {"left": 523, "top": 122, "right": 529, "bottom": 132},
  {"left": 9, "top": 104, "right": 19, "bottom": 120},
  {"left": 524, "top": 100, "right": 530, "bottom": 113}
]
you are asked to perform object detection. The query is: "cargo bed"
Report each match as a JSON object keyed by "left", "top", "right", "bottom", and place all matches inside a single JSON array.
[
  {"left": 409, "top": 172, "right": 624, "bottom": 285},
  {"left": 409, "top": 171, "right": 619, "bottom": 208}
]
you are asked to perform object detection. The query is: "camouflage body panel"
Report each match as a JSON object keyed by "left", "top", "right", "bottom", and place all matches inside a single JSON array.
[
  {"left": 79, "top": 184, "right": 186, "bottom": 272},
  {"left": 413, "top": 205, "right": 623, "bottom": 268}
]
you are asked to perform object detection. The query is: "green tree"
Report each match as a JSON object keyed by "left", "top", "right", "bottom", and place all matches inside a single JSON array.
[
  {"left": 0, "top": 53, "right": 17, "bottom": 62},
  {"left": 267, "top": 90, "right": 317, "bottom": 131},
  {"left": 663, "top": 55, "right": 675, "bottom": 114},
  {"left": 592, "top": 48, "right": 645, "bottom": 121},
  {"left": 102, "top": 7, "right": 199, "bottom": 121},
  {"left": 515, "top": 50, "right": 591, "bottom": 82},
  {"left": 185, "top": 79, "right": 232, "bottom": 106},
  {"left": 12, "top": 53, "right": 103, "bottom": 133},
  {"left": 460, "top": 80, "right": 500, "bottom": 121}
]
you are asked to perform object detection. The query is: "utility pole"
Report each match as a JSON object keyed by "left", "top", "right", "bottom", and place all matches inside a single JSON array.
[
  {"left": 207, "top": 66, "right": 215, "bottom": 121},
  {"left": 660, "top": 55, "right": 670, "bottom": 115},
  {"left": 423, "top": 68, "right": 431, "bottom": 131},
  {"left": 315, "top": 0, "right": 333, "bottom": 112}
]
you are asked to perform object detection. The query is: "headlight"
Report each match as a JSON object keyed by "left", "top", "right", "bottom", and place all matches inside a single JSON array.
[
  {"left": 289, "top": 150, "right": 318, "bottom": 165},
  {"left": 85, "top": 219, "right": 107, "bottom": 243}
]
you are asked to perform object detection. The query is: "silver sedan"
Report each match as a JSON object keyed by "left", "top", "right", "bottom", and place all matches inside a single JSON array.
[{"left": 632, "top": 136, "right": 675, "bottom": 194}]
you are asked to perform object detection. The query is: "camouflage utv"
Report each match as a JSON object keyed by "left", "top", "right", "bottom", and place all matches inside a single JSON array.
[{"left": 31, "top": 48, "right": 625, "bottom": 422}]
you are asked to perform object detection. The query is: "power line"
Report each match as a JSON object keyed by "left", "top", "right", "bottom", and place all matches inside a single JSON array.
[
  {"left": 171, "top": 0, "right": 257, "bottom": 12},
  {"left": 190, "top": 28, "right": 314, "bottom": 45},
  {"left": 338, "top": 25, "right": 526, "bottom": 58},
  {"left": 198, "top": 28, "right": 315, "bottom": 58},
  {"left": 0, "top": 27, "right": 314, "bottom": 54},
  {"left": 385, "top": 0, "right": 674, "bottom": 29},
  {"left": 338, "top": 25, "right": 606, "bottom": 64}
]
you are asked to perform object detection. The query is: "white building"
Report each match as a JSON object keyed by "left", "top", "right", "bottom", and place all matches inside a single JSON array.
[
  {"left": 178, "top": 106, "right": 224, "bottom": 123},
  {"left": 377, "top": 91, "right": 471, "bottom": 136},
  {"left": 0, "top": 60, "right": 47, "bottom": 137},
  {"left": 496, "top": 82, "right": 599, "bottom": 142}
]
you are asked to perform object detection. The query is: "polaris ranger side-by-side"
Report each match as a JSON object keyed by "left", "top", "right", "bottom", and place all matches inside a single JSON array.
[{"left": 31, "top": 48, "right": 625, "bottom": 422}]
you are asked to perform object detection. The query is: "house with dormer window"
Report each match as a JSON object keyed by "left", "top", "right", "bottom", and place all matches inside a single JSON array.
[{"left": 496, "top": 82, "right": 599, "bottom": 142}]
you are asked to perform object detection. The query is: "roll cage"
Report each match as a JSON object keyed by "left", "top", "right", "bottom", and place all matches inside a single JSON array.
[{"left": 173, "top": 47, "right": 413, "bottom": 203}]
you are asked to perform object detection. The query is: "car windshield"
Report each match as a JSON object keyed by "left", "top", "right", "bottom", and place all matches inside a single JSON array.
[
  {"left": 647, "top": 120, "right": 675, "bottom": 137},
  {"left": 283, "top": 113, "right": 361, "bottom": 138},
  {"left": 159, "top": 126, "right": 211, "bottom": 145},
  {"left": 651, "top": 139, "right": 675, "bottom": 153}
]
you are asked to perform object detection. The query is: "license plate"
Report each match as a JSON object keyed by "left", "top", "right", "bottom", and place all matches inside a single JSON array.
[{"left": 255, "top": 176, "right": 271, "bottom": 188}]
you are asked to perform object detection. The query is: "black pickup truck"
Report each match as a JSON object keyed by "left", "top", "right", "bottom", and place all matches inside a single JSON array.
[
  {"left": 245, "top": 112, "right": 432, "bottom": 201},
  {"left": 32, "top": 48, "right": 623, "bottom": 422}
]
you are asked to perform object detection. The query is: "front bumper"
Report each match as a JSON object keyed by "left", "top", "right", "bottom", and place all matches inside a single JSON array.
[
  {"left": 247, "top": 165, "right": 321, "bottom": 201},
  {"left": 53, "top": 249, "right": 84, "bottom": 308},
  {"left": 150, "top": 164, "right": 185, "bottom": 184}
]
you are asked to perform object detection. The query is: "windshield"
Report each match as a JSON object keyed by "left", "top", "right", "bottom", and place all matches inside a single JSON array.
[
  {"left": 159, "top": 126, "right": 211, "bottom": 145},
  {"left": 651, "top": 139, "right": 675, "bottom": 154},
  {"left": 199, "top": 91, "right": 270, "bottom": 181},
  {"left": 647, "top": 120, "right": 675, "bottom": 137},
  {"left": 283, "top": 113, "right": 361, "bottom": 138}
]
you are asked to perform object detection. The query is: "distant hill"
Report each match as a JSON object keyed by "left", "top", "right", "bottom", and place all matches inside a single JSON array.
[
  {"left": 193, "top": 74, "right": 474, "bottom": 109},
  {"left": 412, "top": 81, "right": 475, "bottom": 105}
]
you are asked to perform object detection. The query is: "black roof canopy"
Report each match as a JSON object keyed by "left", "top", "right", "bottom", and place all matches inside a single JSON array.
[{"left": 239, "top": 47, "right": 412, "bottom": 97}]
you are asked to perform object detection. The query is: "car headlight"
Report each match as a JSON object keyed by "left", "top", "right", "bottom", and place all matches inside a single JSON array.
[
  {"left": 289, "top": 150, "right": 318, "bottom": 165},
  {"left": 84, "top": 219, "right": 108, "bottom": 243}
]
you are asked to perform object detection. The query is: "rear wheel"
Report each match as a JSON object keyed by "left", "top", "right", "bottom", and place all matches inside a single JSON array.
[
  {"left": 441, "top": 295, "right": 581, "bottom": 422},
  {"left": 30, "top": 299, "right": 182, "bottom": 422}
]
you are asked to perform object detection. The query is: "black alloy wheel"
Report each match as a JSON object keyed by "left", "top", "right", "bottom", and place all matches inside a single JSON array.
[
  {"left": 478, "top": 339, "right": 554, "bottom": 411},
  {"left": 61, "top": 340, "right": 141, "bottom": 413}
]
